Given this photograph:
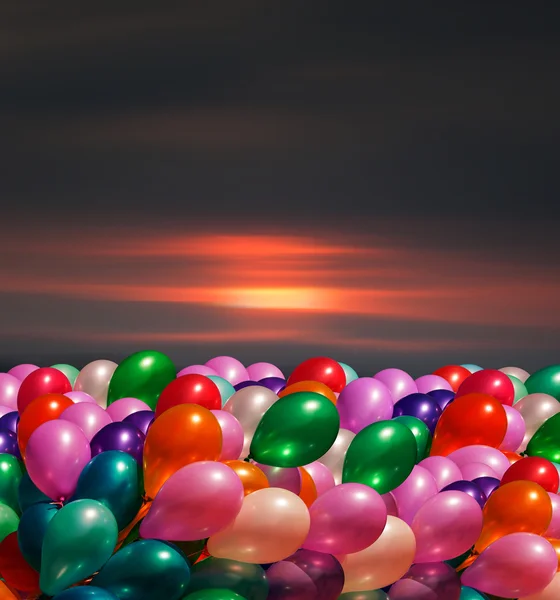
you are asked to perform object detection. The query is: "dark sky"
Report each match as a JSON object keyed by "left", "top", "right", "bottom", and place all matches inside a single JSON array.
[{"left": 1, "top": 2, "right": 559, "bottom": 376}]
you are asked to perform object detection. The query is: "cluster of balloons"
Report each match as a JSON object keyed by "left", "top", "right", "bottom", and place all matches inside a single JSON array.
[{"left": 0, "top": 356, "right": 560, "bottom": 599}]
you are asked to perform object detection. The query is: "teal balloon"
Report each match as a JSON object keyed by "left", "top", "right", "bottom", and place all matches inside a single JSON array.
[
  {"left": 461, "top": 364, "right": 483, "bottom": 373},
  {"left": 338, "top": 592, "right": 389, "bottom": 599},
  {"left": 338, "top": 362, "right": 359, "bottom": 385},
  {"left": 18, "top": 471, "right": 50, "bottom": 512},
  {"left": 51, "top": 364, "right": 80, "bottom": 387},
  {"left": 40, "top": 499, "right": 118, "bottom": 596},
  {"left": 92, "top": 539, "right": 190, "bottom": 600},
  {"left": 189, "top": 557, "right": 268, "bottom": 600},
  {"left": 53, "top": 587, "right": 119, "bottom": 599},
  {"left": 460, "top": 587, "right": 489, "bottom": 599},
  {"left": 184, "top": 591, "right": 247, "bottom": 600},
  {"left": 393, "top": 416, "right": 432, "bottom": 461},
  {"left": 71, "top": 451, "right": 142, "bottom": 530},
  {"left": 507, "top": 374, "right": 528, "bottom": 404},
  {"left": 0, "top": 453, "right": 22, "bottom": 513},
  {"left": 525, "top": 365, "right": 560, "bottom": 400},
  {"left": 17, "top": 502, "right": 58, "bottom": 570},
  {"left": 207, "top": 376, "right": 236, "bottom": 406}
]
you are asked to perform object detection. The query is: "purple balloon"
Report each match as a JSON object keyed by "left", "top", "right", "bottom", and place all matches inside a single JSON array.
[
  {"left": 233, "top": 380, "right": 260, "bottom": 391},
  {"left": 0, "top": 428, "right": 20, "bottom": 458},
  {"left": 259, "top": 377, "right": 286, "bottom": 394},
  {"left": 415, "top": 375, "right": 453, "bottom": 394},
  {"left": 389, "top": 562, "right": 461, "bottom": 600},
  {"left": 7, "top": 364, "right": 39, "bottom": 381},
  {"left": 106, "top": 397, "right": 151, "bottom": 422},
  {"left": 90, "top": 422, "right": 145, "bottom": 463},
  {"left": 0, "top": 374, "right": 20, "bottom": 411},
  {"left": 123, "top": 410, "right": 155, "bottom": 436},
  {"left": 441, "top": 480, "right": 486, "bottom": 509},
  {"left": 177, "top": 364, "right": 217, "bottom": 377},
  {"left": 0, "top": 412, "right": 19, "bottom": 433},
  {"left": 373, "top": 368, "right": 417, "bottom": 401},
  {"left": 428, "top": 389, "right": 456, "bottom": 411},
  {"left": 337, "top": 377, "right": 394, "bottom": 434},
  {"left": 472, "top": 477, "right": 500, "bottom": 500},
  {"left": 392, "top": 393, "right": 442, "bottom": 434}
]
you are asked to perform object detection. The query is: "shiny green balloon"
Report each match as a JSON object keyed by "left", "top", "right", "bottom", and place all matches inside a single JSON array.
[
  {"left": 92, "top": 539, "right": 190, "bottom": 600},
  {"left": 51, "top": 364, "right": 80, "bottom": 387},
  {"left": 460, "top": 587, "right": 489, "bottom": 600},
  {"left": 207, "top": 376, "right": 236, "bottom": 407},
  {"left": 107, "top": 350, "right": 176, "bottom": 411},
  {"left": 525, "top": 365, "right": 560, "bottom": 400},
  {"left": 393, "top": 416, "right": 432, "bottom": 461},
  {"left": 18, "top": 470, "right": 50, "bottom": 512},
  {"left": 338, "top": 362, "right": 359, "bottom": 385},
  {"left": 52, "top": 587, "right": 119, "bottom": 599},
  {"left": 184, "top": 591, "right": 246, "bottom": 600},
  {"left": 40, "top": 499, "right": 118, "bottom": 596},
  {"left": 0, "top": 502, "right": 19, "bottom": 543},
  {"left": 507, "top": 374, "right": 528, "bottom": 404},
  {"left": 189, "top": 557, "right": 268, "bottom": 600},
  {"left": 249, "top": 391, "right": 340, "bottom": 467},
  {"left": 0, "top": 453, "right": 22, "bottom": 513},
  {"left": 527, "top": 412, "right": 560, "bottom": 462},
  {"left": 17, "top": 502, "right": 58, "bottom": 570},
  {"left": 342, "top": 420, "right": 416, "bottom": 494},
  {"left": 338, "top": 592, "right": 389, "bottom": 600}
]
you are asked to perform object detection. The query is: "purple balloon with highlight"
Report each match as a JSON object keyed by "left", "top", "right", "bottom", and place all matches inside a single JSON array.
[
  {"left": 499, "top": 405, "right": 526, "bottom": 452},
  {"left": 447, "top": 445, "right": 510, "bottom": 479},
  {"left": 60, "top": 402, "right": 113, "bottom": 442},
  {"left": 259, "top": 377, "right": 286, "bottom": 394},
  {"left": 90, "top": 422, "right": 145, "bottom": 463},
  {"left": 205, "top": 356, "right": 249, "bottom": 386},
  {"left": 0, "top": 412, "right": 19, "bottom": 433},
  {"left": 472, "top": 477, "right": 500, "bottom": 501},
  {"left": 392, "top": 393, "right": 442, "bottom": 434},
  {"left": 0, "top": 374, "right": 20, "bottom": 411},
  {"left": 0, "top": 429, "right": 20, "bottom": 458},
  {"left": 234, "top": 380, "right": 261, "bottom": 391},
  {"left": 392, "top": 466, "right": 439, "bottom": 524},
  {"left": 211, "top": 409, "right": 244, "bottom": 461},
  {"left": 123, "top": 410, "right": 155, "bottom": 436},
  {"left": 415, "top": 375, "right": 453, "bottom": 394},
  {"left": 106, "top": 397, "right": 152, "bottom": 422},
  {"left": 7, "top": 364, "right": 39, "bottom": 381},
  {"left": 247, "top": 362, "right": 284, "bottom": 381},
  {"left": 255, "top": 463, "right": 301, "bottom": 494},
  {"left": 428, "top": 389, "right": 456, "bottom": 411},
  {"left": 373, "top": 368, "right": 417, "bottom": 401},
  {"left": 177, "top": 364, "right": 217, "bottom": 377},
  {"left": 441, "top": 480, "right": 486, "bottom": 509},
  {"left": 388, "top": 562, "right": 461, "bottom": 600},
  {"left": 65, "top": 391, "right": 97, "bottom": 404},
  {"left": 337, "top": 377, "right": 394, "bottom": 433}
]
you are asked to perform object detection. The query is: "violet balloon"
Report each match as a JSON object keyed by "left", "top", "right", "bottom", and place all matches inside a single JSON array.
[
  {"left": 259, "top": 377, "right": 286, "bottom": 394},
  {"left": 122, "top": 410, "right": 155, "bottom": 436},
  {"left": 415, "top": 375, "right": 453, "bottom": 394},
  {"left": 392, "top": 393, "right": 442, "bottom": 434},
  {"left": 65, "top": 391, "right": 97, "bottom": 404},
  {"left": 210, "top": 409, "right": 244, "bottom": 461},
  {"left": 7, "top": 363, "right": 39, "bottom": 381},
  {"left": 389, "top": 562, "right": 461, "bottom": 600},
  {"left": 303, "top": 461, "right": 335, "bottom": 497},
  {"left": 177, "top": 364, "right": 217, "bottom": 377},
  {"left": 472, "top": 477, "right": 500, "bottom": 500},
  {"left": 205, "top": 356, "right": 249, "bottom": 386},
  {"left": 428, "top": 389, "right": 456, "bottom": 411},
  {"left": 90, "top": 422, "right": 145, "bottom": 463},
  {"left": 392, "top": 466, "right": 438, "bottom": 525},
  {"left": 234, "top": 380, "right": 260, "bottom": 391},
  {"left": 447, "top": 445, "right": 510, "bottom": 479},
  {"left": 373, "top": 368, "right": 417, "bottom": 401},
  {"left": 60, "top": 402, "right": 113, "bottom": 442},
  {"left": 417, "top": 456, "right": 464, "bottom": 490},
  {"left": 247, "top": 362, "right": 285, "bottom": 381},
  {"left": 255, "top": 464, "right": 301, "bottom": 494},
  {"left": 106, "top": 397, "right": 151, "bottom": 422},
  {"left": 382, "top": 492, "right": 399, "bottom": 517},
  {"left": 0, "top": 428, "right": 19, "bottom": 457},
  {"left": 0, "top": 374, "right": 20, "bottom": 411},
  {"left": 337, "top": 378, "right": 393, "bottom": 434},
  {"left": 0, "top": 412, "right": 18, "bottom": 433},
  {"left": 499, "top": 405, "right": 526, "bottom": 452},
  {"left": 441, "top": 480, "right": 486, "bottom": 509}
]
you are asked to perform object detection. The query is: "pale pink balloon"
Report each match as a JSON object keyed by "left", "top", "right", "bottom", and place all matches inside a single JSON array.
[
  {"left": 515, "top": 394, "right": 560, "bottom": 452},
  {"left": 0, "top": 374, "right": 20, "bottom": 411},
  {"left": 210, "top": 410, "right": 244, "bottom": 461},
  {"left": 382, "top": 493, "right": 399, "bottom": 517},
  {"left": 303, "top": 461, "right": 335, "bottom": 497},
  {"left": 318, "top": 428, "right": 355, "bottom": 485},
  {"left": 140, "top": 461, "right": 244, "bottom": 541},
  {"left": 7, "top": 364, "right": 39, "bottom": 381},
  {"left": 418, "top": 456, "right": 463, "bottom": 491},
  {"left": 499, "top": 405, "right": 526, "bottom": 452},
  {"left": 106, "top": 397, "right": 151, "bottom": 421},
  {"left": 247, "top": 362, "right": 284, "bottom": 381},
  {"left": 500, "top": 366, "right": 530, "bottom": 383},
  {"left": 448, "top": 445, "right": 510, "bottom": 478},
  {"left": 520, "top": 572, "right": 560, "bottom": 600},
  {"left": 65, "top": 391, "right": 97, "bottom": 404},
  {"left": 545, "top": 492, "right": 560, "bottom": 537},
  {"left": 205, "top": 356, "right": 249, "bottom": 386},
  {"left": 254, "top": 464, "right": 301, "bottom": 494},
  {"left": 60, "top": 403, "right": 113, "bottom": 442},
  {"left": 461, "top": 462, "right": 500, "bottom": 481},
  {"left": 177, "top": 365, "right": 217, "bottom": 377},
  {"left": 412, "top": 491, "right": 483, "bottom": 563},
  {"left": 392, "top": 466, "right": 438, "bottom": 525},
  {"left": 415, "top": 374, "right": 453, "bottom": 394},
  {"left": 74, "top": 359, "right": 118, "bottom": 409}
]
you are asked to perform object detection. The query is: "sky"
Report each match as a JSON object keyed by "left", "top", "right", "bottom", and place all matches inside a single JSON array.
[{"left": 1, "top": 2, "right": 559, "bottom": 376}]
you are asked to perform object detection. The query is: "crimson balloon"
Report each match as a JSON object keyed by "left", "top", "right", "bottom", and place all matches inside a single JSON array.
[
  {"left": 500, "top": 456, "right": 559, "bottom": 493},
  {"left": 456, "top": 369, "right": 514, "bottom": 406},
  {"left": 154, "top": 374, "right": 221, "bottom": 418},
  {"left": 17, "top": 368, "right": 72, "bottom": 414},
  {"left": 432, "top": 365, "right": 471, "bottom": 392},
  {"left": 287, "top": 357, "right": 346, "bottom": 393}
]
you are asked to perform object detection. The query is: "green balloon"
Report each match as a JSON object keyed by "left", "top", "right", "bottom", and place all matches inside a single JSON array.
[
  {"left": 0, "top": 502, "right": 19, "bottom": 543},
  {"left": 393, "top": 416, "right": 432, "bottom": 461},
  {"left": 107, "top": 350, "right": 176, "bottom": 411},
  {"left": 184, "top": 591, "right": 246, "bottom": 600},
  {"left": 527, "top": 412, "right": 560, "bottom": 462},
  {"left": 338, "top": 362, "right": 359, "bottom": 385},
  {"left": 92, "top": 540, "right": 190, "bottom": 600},
  {"left": 338, "top": 592, "right": 389, "bottom": 600},
  {"left": 460, "top": 587, "right": 490, "bottom": 599},
  {"left": 207, "top": 376, "right": 236, "bottom": 407},
  {"left": 249, "top": 391, "right": 340, "bottom": 467},
  {"left": 525, "top": 365, "right": 560, "bottom": 400},
  {"left": 507, "top": 375, "right": 528, "bottom": 404},
  {"left": 40, "top": 499, "right": 118, "bottom": 596},
  {"left": 189, "top": 557, "right": 268, "bottom": 600},
  {"left": 342, "top": 420, "right": 416, "bottom": 494},
  {"left": 0, "top": 454, "right": 22, "bottom": 513},
  {"left": 50, "top": 364, "right": 80, "bottom": 387}
]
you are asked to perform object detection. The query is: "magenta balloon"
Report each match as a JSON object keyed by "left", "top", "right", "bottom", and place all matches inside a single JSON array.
[
  {"left": 499, "top": 405, "right": 526, "bottom": 452},
  {"left": 177, "top": 364, "right": 217, "bottom": 377},
  {"left": 247, "top": 362, "right": 285, "bottom": 381},
  {"left": 266, "top": 560, "right": 317, "bottom": 600},
  {"left": 412, "top": 491, "right": 483, "bottom": 563},
  {"left": 205, "top": 356, "right": 249, "bottom": 386},
  {"left": 65, "top": 391, "right": 97, "bottom": 404},
  {"left": 210, "top": 410, "right": 244, "bottom": 461},
  {"left": 7, "top": 364, "right": 39, "bottom": 381},
  {"left": 546, "top": 493, "right": 560, "bottom": 537},
  {"left": 447, "top": 445, "right": 510, "bottom": 478},
  {"left": 392, "top": 466, "right": 438, "bottom": 525},
  {"left": 106, "top": 397, "right": 151, "bottom": 421},
  {"left": 140, "top": 461, "right": 244, "bottom": 541},
  {"left": 418, "top": 457, "right": 463, "bottom": 491},
  {"left": 25, "top": 419, "right": 91, "bottom": 501},
  {"left": 461, "top": 462, "right": 500, "bottom": 481},
  {"left": 303, "top": 462, "right": 335, "bottom": 497},
  {"left": 389, "top": 562, "right": 461, "bottom": 600},
  {"left": 382, "top": 492, "right": 399, "bottom": 517},
  {"left": 461, "top": 533, "right": 557, "bottom": 598},
  {"left": 60, "top": 403, "right": 113, "bottom": 442},
  {"left": 255, "top": 464, "right": 301, "bottom": 494},
  {"left": 303, "top": 483, "right": 387, "bottom": 554},
  {"left": 373, "top": 368, "right": 417, "bottom": 401},
  {"left": 337, "top": 377, "right": 393, "bottom": 433},
  {"left": 0, "top": 374, "right": 20, "bottom": 411},
  {"left": 415, "top": 375, "right": 453, "bottom": 394}
]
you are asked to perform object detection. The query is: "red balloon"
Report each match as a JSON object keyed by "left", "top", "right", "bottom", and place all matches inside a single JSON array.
[
  {"left": 432, "top": 365, "right": 471, "bottom": 392},
  {"left": 154, "top": 374, "right": 221, "bottom": 418},
  {"left": 500, "top": 456, "right": 560, "bottom": 493},
  {"left": 0, "top": 532, "right": 40, "bottom": 593},
  {"left": 287, "top": 357, "right": 346, "bottom": 393},
  {"left": 456, "top": 369, "right": 514, "bottom": 406},
  {"left": 17, "top": 367, "right": 72, "bottom": 414}
]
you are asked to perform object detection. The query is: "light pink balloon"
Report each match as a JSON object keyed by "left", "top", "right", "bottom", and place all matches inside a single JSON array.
[
  {"left": 65, "top": 391, "right": 97, "bottom": 404},
  {"left": 205, "top": 356, "right": 249, "bottom": 386},
  {"left": 0, "top": 374, "right": 20, "bottom": 411},
  {"left": 461, "top": 533, "right": 557, "bottom": 598},
  {"left": 303, "top": 461, "right": 335, "bottom": 497},
  {"left": 177, "top": 365, "right": 217, "bottom": 377},
  {"left": 448, "top": 445, "right": 510, "bottom": 478},
  {"left": 545, "top": 492, "right": 560, "bottom": 537},
  {"left": 0, "top": 406, "right": 13, "bottom": 418},
  {"left": 26, "top": 420, "right": 91, "bottom": 501},
  {"left": 418, "top": 456, "right": 463, "bottom": 491},
  {"left": 210, "top": 410, "right": 244, "bottom": 461},
  {"left": 515, "top": 393, "right": 560, "bottom": 452},
  {"left": 461, "top": 462, "right": 500, "bottom": 481},
  {"left": 392, "top": 466, "right": 438, "bottom": 525},
  {"left": 382, "top": 493, "right": 399, "bottom": 517},
  {"left": 106, "top": 397, "right": 151, "bottom": 421},
  {"left": 140, "top": 461, "right": 244, "bottom": 541},
  {"left": 499, "top": 405, "right": 526, "bottom": 452},
  {"left": 247, "top": 362, "right": 284, "bottom": 381},
  {"left": 412, "top": 491, "right": 483, "bottom": 563},
  {"left": 520, "top": 572, "right": 560, "bottom": 600},
  {"left": 254, "top": 464, "right": 301, "bottom": 494},
  {"left": 373, "top": 368, "right": 417, "bottom": 401},
  {"left": 7, "top": 364, "right": 39, "bottom": 381},
  {"left": 415, "top": 375, "right": 453, "bottom": 394},
  {"left": 60, "top": 403, "right": 113, "bottom": 442},
  {"left": 303, "top": 483, "right": 387, "bottom": 555},
  {"left": 499, "top": 366, "right": 530, "bottom": 383}
]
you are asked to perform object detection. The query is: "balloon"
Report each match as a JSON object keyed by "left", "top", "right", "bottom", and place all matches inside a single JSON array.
[
  {"left": 253, "top": 463, "right": 301, "bottom": 494},
  {"left": 458, "top": 587, "right": 487, "bottom": 600},
  {"left": 456, "top": 369, "right": 515, "bottom": 406},
  {"left": 207, "top": 375, "right": 237, "bottom": 405},
  {"left": 504, "top": 450, "right": 523, "bottom": 464},
  {"left": 26, "top": 420, "right": 91, "bottom": 501},
  {"left": 525, "top": 365, "right": 560, "bottom": 400},
  {"left": 461, "top": 364, "right": 484, "bottom": 374},
  {"left": 515, "top": 393, "right": 560, "bottom": 452},
  {"left": 500, "top": 365, "right": 530, "bottom": 383},
  {"left": 50, "top": 364, "right": 80, "bottom": 387},
  {"left": 52, "top": 587, "right": 119, "bottom": 599},
  {"left": 547, "top": 493, "right": 560, "bottom": 537},
  {"left": 223, "top": 460, "right": 269, "bottom": 495},
  {"left": 178, "top": 365, "right": 217, "bottom": 377},
  {"left": 433, "top": 365, "right": 471, "bottom": 392},
  {"left": 207, "top": 488, "right": 310, "bottom": 564},
  {"left": 342, "top": 420, "right": 416, "bottom": 494},
  {"left": 233, "top": 380, "right": 259, "bottom": 392},
  {"left": 519, "top": 571, "right": 560, "bottom": 600},
  {"left": 74, "top": 360, "right": 118, "bottom": 408},
  {"left": 415, "top": 374, "right": 453, "bottom": 394},
  {"left": 72, "top": 451, "right": 142, "bottom": 530},
  {"left": 373, "top": 368, "right": 417, "bottom": 401},
  {"left": 472, "top": 477, "right": 500, "bottom": 500},
  {"left": 0, "top": 411, "right": 18, "bottom": 433},
  {"left": 184, "top": 591, "right": 246, "bottom": 600},
  {"left": 460, "top": 463, "right": 499, "bottom": 481},
  {"left": 527, "top": 413, "right": 560, "bottom": 462},
  {"left": 122, "top": 410, "right": 154, "bottom": 435},
  {"left": 0, "top": 429, "right": 20, "bottom": 458},
  {"left": 303, "top": 461, "right": 335, "bottom": 496},
  {"left": 0, "top": 454, "right": 21, "bottom": 512},
  {"left": 418, "top": 456, "right": 463, "bottom": 490},
  {"left": 92, "top": 539, "right": 190, "bottom": 600},
  {"left": 392, "top": 466, "right": 438, "bottom": 524},
  {"left": 249, "top": 391, "right": 340, "bottom": 467},
  {"left": 257, "top": 376, "right": 286, "bottom": 395},
  {"left": 66, "top": 391, "right": 97, "bottom": 404},
  {"left": 389, "top": 562, "right": 461, "bottom": 600},
  {"left": 337, "top": 378, "right": 393, "bottom": 433},
  {"left": 205, "top": 356, "right": 249, "bottom": 386},
  {"left": 501, "top": 457, "right": 559, "bottom": 492},
  {"left": 0, "top": 374, "right": 20, "bottom": 411},
  {"left": 430, "top": 394, "right": 507, "bottom": 456},
  {"left": 508, "top": 374, "right": 528, "bottom": 404},
  {"left": 247, "top": 362, "right": 284, "bottom": 381},
  {"left": 392, "top": 393, "right": 442, "bottom": 434},
  {"left": 17, "top": 367, "right": 72, "bottom": 414},
  {"left": 441, "top": 480, "right": 486, "bottom": 509},
  {"left": 393, "top": 416, "right": 432, "bottom": 463},
  {"left": 40, "top": 499, "right": 118, "bottom": 596},
  {"left": 447, "top": 445, "right": 511, "bottom": 479},
  {"left": 0, "top": 504, "right": 19, "bottom": 543},
  {"left": 210, "top": 410, "right": 244, "bottom": 461},
  {"left": 17, "top": 502, "right": 58, "bottom": 570},
  {"left": 8, "top": 363, "right": 39, "bottom": 381},
  {"left": 105, "top": 397, "right": 151, "bottom": 422},
  {"left": 499, "top": 404, "right": 526, "bottom": 451},
  {"left": 60, "top": 402, "right": 113, "bottom": 441},
  {"left": 318, "top": 428, "right": 355, "bottom": 485},
  {"left": 0, "top": 580, "right": 21, "bottom": 600},
  {"left": 90, "top": 422, "right": 145, "bottom": 463},
  {"left": 337, "top": 516, "right": 415, "bottom": 592},
  {"left": 462, "top": 533, "right": 557, "bottom": 598},
  {"left": 428, "top": 389, "right": 456, "bottom": 411},
  {"left": 279, "top": 380, "right": 337, "bottom": 405},
  {"left": 0, "top": 531, "right": 39, "bottom": 592},
  {"left": 155, "top": 375, "right": 221, "bottom": 418},
  {"left": 143, "top": 404, "right": 222, "bottom": 499},
  {"left": 339, "top": 361, "right": 359, "bottom": 385},
  {"left": 18, "top": 471, "right": 50, "bottom": 511},
  {"left": 287, "top": 357, "right": 346, "bottom": 393},
  {"left": 339, "top": 593, "right": 388, "bottom": 600},
  {"left": 298, "top": 466, "right": 317, "bottom": 507}
]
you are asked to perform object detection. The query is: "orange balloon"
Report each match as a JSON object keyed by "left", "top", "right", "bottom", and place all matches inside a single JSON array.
[
  {"left": 223, "top": 460, "right": 269, "bottom": 496},
  {"left": 547, "top": 538, "right": 560, "bottom": 571},
  {"left": 143, "top": 404, "right": 222, "bottom": 499},
  {"left": 298, "top": 466, "right": 318, "bottom": 508},
  {"left": 0, "top": 581, "right": 20, "bottom": 599},
  {"left": 18, "top": 393, "right": 74, "bottom": 458},
  {"left": 503, "top": 450, "right": 523, "bottom": 465},
  {"left": 474, "top": 480, "right": 552, "bottom": 554},
  {"left": 279, "top": 381, "right": 337, "bottom": 405},
  {"left": 430, "top": 393, "right": 507, "bottom": 457}
]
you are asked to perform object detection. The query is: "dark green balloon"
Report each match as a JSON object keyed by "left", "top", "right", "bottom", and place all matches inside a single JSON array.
[
  {"left": 184, "top": 591, "right": 247, "bottom": 600},
  {"left": 189, "top": 557, "right": 268, "bottom": 600},
  {"left": 107, "top": 350, "right": 176, "bottom": 411},
  {"left": 527, "top": 412, "right": 560, "bottom": 462},
  {"left": 342, "top": 420, "right": 416, "bottom": 494},
  {"left": 338, "top": 592, "right": 389, "bottom": 600},
  {"left": 525, "top": 365, "right": 560, "bottom": 400},
  {"left": 393, "top": 416, "right": 432, "bottom": 461},
  {"left": 0, "top": 453, "right": 22, "bottom": 513},
  {"left": 18, "top": 471, "right": 50, "bottom": 512},
  {"left": 17, "top": 502, "right": 58, "bottom": 570},
  {"left": 92, "top": 540, "right": 190, "bottom": 600},
  {"left": 0, "top": 502, "right": 19, "bottom": 543},
  {"left": 52, "top": 587, "right": 119, "bottom": 599}
]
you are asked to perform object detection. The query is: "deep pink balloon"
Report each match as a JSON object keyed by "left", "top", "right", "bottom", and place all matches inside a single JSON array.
[
  {"left": 303, "top": 483, "right": 387, "bottom": 554},
  {"left": 247, "top": 362, "right": 285, "bottom": 381},
  {"left": 337, "top": 377, "right": 393, "bottom": 433},
  {"left": 303, "top": 462, "right": 335, "bottom": 497},
  {"left": 373, "top": 368, "right": 417, "bottom": 401},
  {"left": 392, "top": 466, "right": 438, "bottom": 525},
  {"left": 415, "top": 375, "right": 453, "bottom": 394},
  {"left": 389, "top": 562, "right": 461, "bottom": 600},
  {"left": 65, "top": 391, "right": 97, "bottom": 404},
  {"left": 382, "top": 492, "right": 399, "bottom": 517},
  {"left": 447, "top": 445, "right": 510, "bottom": 479},
  {"left": 106, "top": 397, "right": 151, "bottom": 421},
  {"left": 546, "top": 492, "right": 560, "bottom": 537},
  {"left": 255, "top": 464, "right": 301, "bottom": 494},
  {"left": 7, "top": 364, "right": 39, "bottom": 381},
  {"left": 60, "top": 403, "right": 113, "bottom": 441},
  {"left": 499, "top": 405, "right": 526, "bottom": 452},
  {"left": 205, "top": 356, "right": 249, "bottom": 386},
  {"left": 211, "top": 410, "right": 244, "bottom": 461},
  {"left": 0, "top": 374, "right": 20, "bottom": 411},
  {"left": 140, "top": 461, "right": 244, "bottom": 541},
  {"left": 461, "top": 533, "right": 557, "bottom": 597},
  {"left": 177, "top": 365, "right": 217, "bottom": 377},
  {"left": 25, "top": 419, "right": 91, "bottom": 501},
  {"left": 418, "top": 456, "right": 463, "bottom": 491},
  {"left": 460, "top": 462, "right": 499, "bottom": 481}
]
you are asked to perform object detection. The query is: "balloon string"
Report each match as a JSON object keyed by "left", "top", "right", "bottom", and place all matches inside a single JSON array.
[
  {"left": 456, "top": 552, "right": 478, "bottom": 572},
  {"left": 115, "top": 498, "right": 152, "bottom": 550}
]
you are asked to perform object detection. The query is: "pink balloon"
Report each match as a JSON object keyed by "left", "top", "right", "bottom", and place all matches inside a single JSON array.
[
  {"left": 254, "top": 464, "right": 301, "bottom": 494},
  {"left": 412, "top": 491, "right": 483, "bottom": 563},
  {"left": 60, "top": 403, "right": 113, "bottom": 441},
  {"left": 106, "top": 397, "right": 151, "bottom": 421},
  {"left": 303, "top": 462, "right": 335, "bottom": 497},
  {"left": 461, "top": 462, "right": 500, "bottom": 481},
  {"left": 392, "top": 466, "right": 438, "bottom": 525},
  {"left": 205, "top": 356, "right": 249, "bottom": 386},
  {"left": 7, "top": 364, "right": 39, "bottom": 381},
  {"left": 0, "top": 406, "right": 13, "bottom": 418},
  {"left": 520, "top": 572, "right": 560, "bottom": 600},
  {"left": 25, "top": 420, "right": 91, "bottom": 501},
  {"left": 65, "top": 391, "right": 97, "bottom": 404},
  {"left": 418, "top": 456, "right": 463, "bottom": 491},
  {"left": 499, "top": 405, "right": 526, "bottom": 452},
  {"left": 382, "top": 493, "right": 399, "bottom": 517},
  {"left": 210, "top": 410, "right": 244, "bottom": 461},
  {"left": 447, "top": 445, "right": 510, "bottom": 478},
  {"left": 415, "top": 375, "right": 453, "bottom": 394},
  {"left": 337, "top": 377, "right": 394, "bottom": 433},
  {"left": 0, "top": 374, "right": 20, "bottom": 411},
  {"left": 373, "top": 368, "right": 417, "bottom": 401},
  {"left": 389, "top": 563, "right": 461, "bottom": 600},
  {"left": 177, "top": 365, "right": 217, "bottom": 377},
  {"left": 140, "top": 461, "right": 244, "bottom": 541},
  {"left": 545, "top": 492, "right": 560, "bottom": 537},
  {"left": 247, "top": 362, "right": 285, "bottom": 381},
  {"left": 461, "top": 533, "right": 557, "bottom": 598},
  {"left": 303, "top": 483, "right": 387, "bottom": 555}
]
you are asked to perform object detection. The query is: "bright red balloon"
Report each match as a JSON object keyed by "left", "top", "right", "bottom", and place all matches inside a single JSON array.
[
  {"left": 432, "top": 365, "right": 471, "bottom": 392},
  {"left": 500, "top": 456, "right": 560, "bottom": 493},
  {"left": 0, "top": 532, "right": 40, "bottom": 593},
  {"left": 17, "top": 367, "right": 72, "bottom": 414},
  {"left": 287, "top": 357, "right": 346, "bottom": 393},
  {"left": 456, "top": 369, "right": 514, "bottom": 406},
  {"left": 154, "top": 374, "right": 221, "bottom": 418}
]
